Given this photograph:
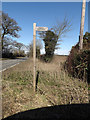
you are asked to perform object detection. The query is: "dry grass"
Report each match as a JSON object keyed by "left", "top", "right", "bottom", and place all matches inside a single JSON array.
[{"left": 2, "top": 55, "right": 89, "bottom": 119}]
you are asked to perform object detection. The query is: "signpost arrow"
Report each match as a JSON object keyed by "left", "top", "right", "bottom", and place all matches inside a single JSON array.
[{"left": 36, "top": 27, "right": 48, "bottom": 31}]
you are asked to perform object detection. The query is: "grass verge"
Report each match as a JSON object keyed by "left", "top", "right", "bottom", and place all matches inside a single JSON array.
[{"left": 2, "top": 56, "right": 89, "bottom": 118}]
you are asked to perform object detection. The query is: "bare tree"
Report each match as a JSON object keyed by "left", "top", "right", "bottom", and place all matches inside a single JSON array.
[
  {"left": 1, "top": 12, "right": 21, "bottom": 50},
  {"left": 27, "top": 39, "right": 43, "bottom": 58},
  {"left": 38, "top": 17, "right": 72, "bottom": 57},
  {"left": 14, "top": 41, "right": 24, "bottom": 51},
  {"left": 0, "top": 11, "right": 2, "bottom": 58},
  {"left": 52, "top": 17, "right": 72, "bottom": 40}
]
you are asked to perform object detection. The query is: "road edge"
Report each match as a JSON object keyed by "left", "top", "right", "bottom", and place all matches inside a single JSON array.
[{"left": 0, "top": 63, "right": 19, "bottom": 72}]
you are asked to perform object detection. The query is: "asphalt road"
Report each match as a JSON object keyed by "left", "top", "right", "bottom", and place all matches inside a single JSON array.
[{"left": 0, "top": 57, "right": 28, "bottom": 72}]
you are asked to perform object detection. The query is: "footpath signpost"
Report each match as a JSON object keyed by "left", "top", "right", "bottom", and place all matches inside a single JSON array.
[{"left": 33, "top": 23, "right": 48, "bottom": 92}]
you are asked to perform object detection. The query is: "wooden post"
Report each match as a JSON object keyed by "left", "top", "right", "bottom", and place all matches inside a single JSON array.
[
  {"left": 33, "top": 23, "right": 36, "bottom": 92},
  {"left": 79, "top": 0, "right": 86, "bottom": 50},
  {"left": 33, "top": 24, "right": 48, "bottom": 92}
]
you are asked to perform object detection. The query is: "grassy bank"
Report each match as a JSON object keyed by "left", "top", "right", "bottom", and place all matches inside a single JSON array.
[{"left": 2, "top": 55, "right": 89, "bottom": 118}]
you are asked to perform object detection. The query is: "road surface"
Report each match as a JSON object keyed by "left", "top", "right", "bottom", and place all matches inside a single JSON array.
[{"left": 0, "top": 57, "right": 28, "bottom": 72}]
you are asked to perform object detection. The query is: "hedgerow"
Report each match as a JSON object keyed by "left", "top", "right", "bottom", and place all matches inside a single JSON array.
[{"left": 65, "top": 32, "right": 90, "bottom": 83}]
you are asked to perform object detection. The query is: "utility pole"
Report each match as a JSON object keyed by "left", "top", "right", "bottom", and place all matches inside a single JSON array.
[
  {"left": 79, "top": 0, "right": 86, "bottom": 50},
  {"left": 33, "top": 23, "right": 36, "bottom": 92}
]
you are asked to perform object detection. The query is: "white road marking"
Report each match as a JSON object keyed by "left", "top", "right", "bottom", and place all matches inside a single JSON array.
[{"left": 0, "top": 63, "right": 19, "bottom": 72}]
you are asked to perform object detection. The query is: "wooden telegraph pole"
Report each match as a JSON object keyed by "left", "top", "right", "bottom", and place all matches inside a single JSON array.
[
  {"left": 33, "top": 23, "right": 36, "bottom": 92},
  {"left": 79, "top": 0, "right": 86, "bottom": 50}
]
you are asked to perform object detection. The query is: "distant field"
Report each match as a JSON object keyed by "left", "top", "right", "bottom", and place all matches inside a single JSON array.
[{"left": 2, "top": 55, "right": 89, "bottom": 119}]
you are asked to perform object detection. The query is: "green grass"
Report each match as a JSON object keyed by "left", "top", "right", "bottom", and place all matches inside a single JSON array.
[{"left": 2, "top": 56, "right": 89, "bottom": 119}]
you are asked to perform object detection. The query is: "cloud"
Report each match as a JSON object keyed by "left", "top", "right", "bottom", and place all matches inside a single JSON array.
[
  {"left": 40, "top": 48, "right": 45, "bottom": 55},
  {"left": 40, "top": 48, "right": 70, "bottom": 55},
  {"left": 54, "top": 49, "right": 70, "bottom": 55}
]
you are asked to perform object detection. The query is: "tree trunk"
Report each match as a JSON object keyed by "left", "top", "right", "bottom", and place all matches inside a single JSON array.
[{"left": 1, "top": 32, "right": 5, "bottom": 50}]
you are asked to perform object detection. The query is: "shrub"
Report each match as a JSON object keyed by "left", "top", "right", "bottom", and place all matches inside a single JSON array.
[
  {"left": 42, "top": 30, "right": 58, "bottom": 63},
  {"left": 65, "top": 32, "right": 90, "bottom": 83}
]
